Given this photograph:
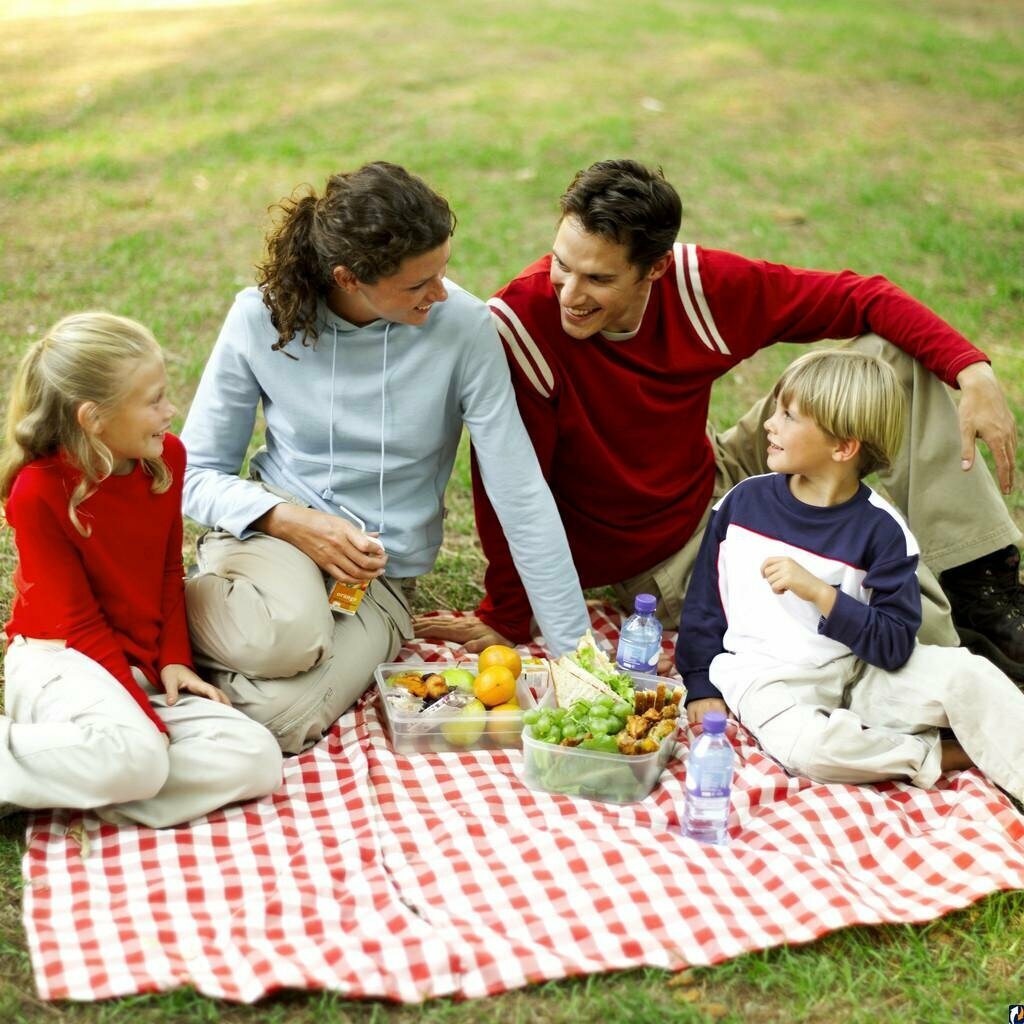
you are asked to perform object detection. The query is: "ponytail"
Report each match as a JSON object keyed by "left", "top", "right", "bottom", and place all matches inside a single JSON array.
[
  {"left": 255, "top": 162, "right": 456, "bottom": 352},
  {"left": 256, "top": 191, "right": 323, "bottom": 354}
]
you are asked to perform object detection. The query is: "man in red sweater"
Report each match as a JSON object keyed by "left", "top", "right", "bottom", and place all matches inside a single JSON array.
[{"left": 415, "top": 159, "right": 1023, "bottom": 679}]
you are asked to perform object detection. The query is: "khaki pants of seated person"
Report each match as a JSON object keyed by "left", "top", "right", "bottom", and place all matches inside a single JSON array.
[
  {"left": 1, "top": 638, "right": 283, "bottom": 828},
  {"left": 185, "top": 529, "right": 413, "bottom": 754},
  {"left": 727, "top": 644, "right": 1024, "bottom": 802},
  {"left": 615, "top": 334, "right": 1021, "bottom": 644}
]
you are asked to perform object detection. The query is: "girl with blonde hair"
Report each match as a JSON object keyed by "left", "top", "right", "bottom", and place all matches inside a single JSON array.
[{"left": 0, "top": 312, "right": 281, "bottom": 827}]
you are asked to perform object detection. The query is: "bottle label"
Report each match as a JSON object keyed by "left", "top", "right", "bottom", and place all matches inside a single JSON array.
[
  {"left": 694, "top": 784, "right": 730, "bottom": 798},
  {"left": 618, "top": 655, "right": 658, "bottom": 672},
  {"left": 616, "top": 640, "right": 660, "bottom": 671},
  {"left": 328, "top": 579, "right": 370, "bottom": 615},
  {"left": 692, "top": 766, "right": 731, "bottom": 796}
]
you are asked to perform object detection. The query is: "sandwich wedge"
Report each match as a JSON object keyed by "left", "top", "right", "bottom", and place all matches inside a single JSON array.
[{"left": 548, "top": 630, "right": 635, "bottom": 708}]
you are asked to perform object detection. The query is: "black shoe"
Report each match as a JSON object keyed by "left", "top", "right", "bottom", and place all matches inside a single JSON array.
[{"left": 941, "top": 545, "right": 1024, "bottom": 681}]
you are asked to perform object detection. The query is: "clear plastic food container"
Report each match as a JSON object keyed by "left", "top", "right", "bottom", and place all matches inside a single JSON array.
[
  {"left": 519, "top": 671, "right": 681, "bottom": 803},
  {"left": 521, "top": 727, "right": 678, "bottom": 803},
  {"left": 374, "top": 661, "right": 553, "bottom": 755}
]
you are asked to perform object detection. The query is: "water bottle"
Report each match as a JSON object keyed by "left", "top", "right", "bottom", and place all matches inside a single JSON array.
[
  {"left": 616, "top": 592, "right": 662, "bottom": 672},
  {"left": 683, "top": 710, "right": 734, "bottom": 845}
]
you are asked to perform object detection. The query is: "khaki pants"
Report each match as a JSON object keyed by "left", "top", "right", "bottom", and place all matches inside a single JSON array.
[
  {"left": 185, "top": 529, "right": 412, "bottom": 754},
  {"left": 1, "top": 638, "right": 282, "bottom": 828},
  {"left": 615, "top": 334, "right": 1020, "bottom": 645},
  {"left": 729, "top": 643, "right": 1024, "bottom": 801}
]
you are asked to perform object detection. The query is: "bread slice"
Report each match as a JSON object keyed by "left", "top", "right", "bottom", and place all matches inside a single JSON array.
[{"left": 548, "top": 657, "right": 617, "bottom": 708}]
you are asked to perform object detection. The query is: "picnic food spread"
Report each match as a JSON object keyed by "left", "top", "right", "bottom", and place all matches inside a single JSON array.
[
  {"left": 375, "top": 644, "right": 547, "bottom": 754},
  {"left": 524, "top": 684, "right": 682, "bottom": 756},
  {"left": 376, "top": 633, "right": 684, "bottom": 800}
]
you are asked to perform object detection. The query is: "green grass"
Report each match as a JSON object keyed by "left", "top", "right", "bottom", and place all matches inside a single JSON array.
[{"left": 1, "top": 0, "right": 1023, "bottom": 1020}]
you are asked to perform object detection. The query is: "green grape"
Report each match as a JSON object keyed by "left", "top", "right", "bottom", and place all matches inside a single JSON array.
[
  {"left": 607, "top": 717, "right": 625, "bottom": 734},
  {"left": 589, "top": 719, "right": 610, "bottom": 737},
  {"left": 522, "top": 709, "right": 541, "bottom": 726},
  {"left": 596, "top": 694, "right": 616, "bottom": 709}
]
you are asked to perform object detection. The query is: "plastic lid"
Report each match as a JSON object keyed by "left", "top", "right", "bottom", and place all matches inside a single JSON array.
[
  {"left": 702, "top": 710, "right": 727, "bottom": 734},
  {"left": 634, "top": 592, "right": 657, "bottom": 615}
]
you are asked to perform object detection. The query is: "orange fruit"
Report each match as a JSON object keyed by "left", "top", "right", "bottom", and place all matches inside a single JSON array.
[
  {"left": 477, "top": 644, "right": 522, "bottom": 680},
  {"left": 486, "top": 699, "right": 521, "bottom": 740},
  {"left": 473, "top": 664, "right": 517, "bottom": 707}
]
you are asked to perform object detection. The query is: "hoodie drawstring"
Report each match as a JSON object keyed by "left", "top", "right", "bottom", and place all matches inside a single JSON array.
[
  {"left": 378, "top": 323, "right": 388, "bottom": 535},
  {"left": 326, "top": 321, "right": 388, "bottom": 539},
  {"left": 320, "top": 324, "right": 339, "bottom": 503}
]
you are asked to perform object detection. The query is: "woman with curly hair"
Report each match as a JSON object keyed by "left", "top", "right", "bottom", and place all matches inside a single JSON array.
[{"left": 181, "top": 162, "right": 587, "bottom": 753}]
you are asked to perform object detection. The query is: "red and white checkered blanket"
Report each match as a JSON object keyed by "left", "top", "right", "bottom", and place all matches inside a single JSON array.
[{"left": 22, "top": 604, "right": 1024, "bottom": 1002}]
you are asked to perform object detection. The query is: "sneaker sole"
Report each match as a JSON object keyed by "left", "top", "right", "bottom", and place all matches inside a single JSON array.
[{"left": 954, "top": 625, "right": 1024, "bottom": 682}]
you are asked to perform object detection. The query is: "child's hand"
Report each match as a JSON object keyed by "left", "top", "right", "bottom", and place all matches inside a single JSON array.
[
  {"left": 687, "top": 697, "right": 728, "bottom": 727},
  {"left": 761, "top": 556, "right": 836, "bottom": 616},
  {"left": 160, "top": 664, "right": 233, "bottom": 707}
]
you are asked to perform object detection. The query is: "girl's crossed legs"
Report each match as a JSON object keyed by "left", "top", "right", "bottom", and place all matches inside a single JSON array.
[{"left": 1, "top": 638, "right": 281, "bottom": 828}]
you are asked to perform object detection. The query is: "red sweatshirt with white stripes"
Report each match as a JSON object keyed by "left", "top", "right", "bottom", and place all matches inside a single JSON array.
[{"left": 472, "top": 244, "right": 987, "bottom": 643}]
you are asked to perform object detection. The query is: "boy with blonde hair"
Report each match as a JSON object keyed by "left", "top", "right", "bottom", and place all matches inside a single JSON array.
[{"left": 677, "top": 350, "right": 1024, "bottom": 799}]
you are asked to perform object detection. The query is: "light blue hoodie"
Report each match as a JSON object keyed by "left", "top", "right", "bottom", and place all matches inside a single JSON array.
[{"left": 181, "top": 283, "right": 589, "bottom": 655}]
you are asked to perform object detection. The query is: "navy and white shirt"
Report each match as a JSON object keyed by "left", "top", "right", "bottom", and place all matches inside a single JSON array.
[{"left": 676, "top": 473, "right": 921, "bottom": 708}]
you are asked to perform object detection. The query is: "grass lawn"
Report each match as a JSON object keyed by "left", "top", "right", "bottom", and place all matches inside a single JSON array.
[{"left": 1, "top": 0, "right": 1023, "bottom": 1020}]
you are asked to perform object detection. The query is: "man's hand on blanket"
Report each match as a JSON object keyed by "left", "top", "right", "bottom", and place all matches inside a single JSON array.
[
  {"left": 687, "top": 697, "right": 728, "bottom": 728},
  {"left": 412, "top": 613, "right": 513, "bottom": 653},
  {"left": 956, "top": 361, "right": 1017, "bottom": 493},
  {"left": 160, "top": 664, "right": 233, "bottom": 707},
  {"left": 254, "top": 503, "right": 388, "bottom": 582}
]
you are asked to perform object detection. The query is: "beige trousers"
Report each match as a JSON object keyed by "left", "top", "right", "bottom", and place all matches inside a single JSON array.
[
  {"left": 185, "top": 529, "right": 412, "bottom": 754},
  {"left": 729, "top": 643, "right": 1024, "bottom": 802},
  {"left": 1, "top": 638, "right": 283, "bottom": 828},
  {"left": 615, "top": 334, "right": 1020, "bottom": 645}
]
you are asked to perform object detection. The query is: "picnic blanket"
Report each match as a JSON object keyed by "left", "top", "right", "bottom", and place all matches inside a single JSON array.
[{"left": 22, "top": 603, "right": 1024, "bottom": 1003}]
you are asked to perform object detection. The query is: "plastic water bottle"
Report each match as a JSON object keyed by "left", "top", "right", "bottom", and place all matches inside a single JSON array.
[
  {"left": 683, "top": 710, "right": 734, "bottom": 845},
  {"left": 616, "top": 593, "right": 662, "bottom": 672}
]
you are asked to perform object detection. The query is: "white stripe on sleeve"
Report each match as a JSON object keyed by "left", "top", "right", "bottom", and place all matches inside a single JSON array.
[
  {"left": 673, "top": 242, "right": 730, "bottom": 355},
  {"left": 487, "top": 297, "right": 555, "bottom": 398},
  {"left": 686, "top": 244, "right": 730, "bottom": 355}
]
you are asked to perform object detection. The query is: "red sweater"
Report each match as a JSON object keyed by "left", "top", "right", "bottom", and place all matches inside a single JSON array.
[
  {"left": 474, "top": 245, "right": 988, "bottom": 641},
  {"left": 4, "top": 434, "right": 194, "bottom": 733}
]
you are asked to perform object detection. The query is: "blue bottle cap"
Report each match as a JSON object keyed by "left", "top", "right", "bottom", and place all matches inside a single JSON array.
[
  {"left": 702, "top": 710, "right": 727, "bottom": 734},
  {"left": 634, "top": 593, "right": 657, "bottom": 615}
]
